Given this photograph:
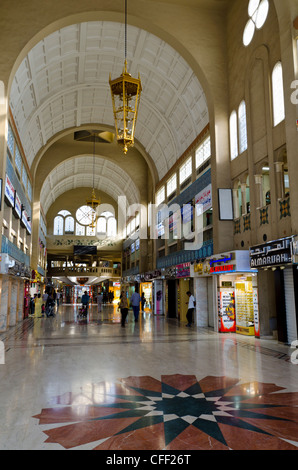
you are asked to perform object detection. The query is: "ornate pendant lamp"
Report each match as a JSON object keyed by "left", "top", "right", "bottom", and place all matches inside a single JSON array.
[
  {"left": 109, "top": 0, "right": 142, "bottom": 154},
  {"left": 86, "top": 134, "right": 100, "bottom": 229}
]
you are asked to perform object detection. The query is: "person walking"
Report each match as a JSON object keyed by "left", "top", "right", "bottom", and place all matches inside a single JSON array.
[
  {"left": 186, "top": 291, "right": 196, "bottom": 327},
  {"left": 56, "top": 291, "right": 60, "bottom": 307},
  {"left": 130, "top": 290, "right": 141, "bottom": 322},
  {"left": 81, "top": 290, "right": 90, "bottom": 316},
  {"left": 141, "top": 292, "right": 146, "bottom": 312},
  {"left": 96, "top": 292, "right": 103, "bottom": 313},
  {"left": 119, "top": 291, "right": 129, "bottom": 327}
]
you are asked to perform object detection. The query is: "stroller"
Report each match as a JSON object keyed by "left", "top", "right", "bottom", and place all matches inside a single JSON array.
[
  {"left": 78, "top": 304, "right": 88, "bottom": 319},
  {"left": 45, "top": 298, "right": 55, "bottom": 317}
]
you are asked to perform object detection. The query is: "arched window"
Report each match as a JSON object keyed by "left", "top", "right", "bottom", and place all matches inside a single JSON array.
[
  {"left": 65, "top": 216, "right": 74, "bottom": 233},
  {"left": 58, "top": 210, "right": 71, "bottom": 217},
  {"left": 107, "top": 217, "right": 117, "bottom": 237},
  {"left": 272, "top": 62, "right": 285, "bottom": 126},
  {"left": 243, "top": 0, "right": 269, "bottom": 47},
  {"left": 238, "top": 101, "right": 248, "bottom": 154},
  {"left": 230, "top": 111, "right": 238, "bottom": 160},
  {"left": 53, "top": 216, "right": 64, "bottom": 235},
  {"left": 76, "top": 223, "right": 85, "bottom": 236},
  {"left": 86, "top": 226, "right": 96, "bottom": 236},
  {"left": 100, "top": 211, "right": 114, "bottom": 218},
  {"left": 97, "top": 217, "right": 107, "bottom": 233}
]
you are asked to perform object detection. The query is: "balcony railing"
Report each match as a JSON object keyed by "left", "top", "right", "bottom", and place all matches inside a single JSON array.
[{"left": 47, "top": 266, "right": 121, "bottom": 278}]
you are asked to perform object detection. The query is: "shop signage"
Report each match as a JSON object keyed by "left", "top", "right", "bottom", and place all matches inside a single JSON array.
[
  {"left": 4, "top": 174, "right": 15, "bottom": 207},
  {"left": 250, "top": 237, "right": 293, "bottom": 268},
  {"left": 176, "top": 262, "right": 190, "bottom": 278},
  {"left": 14, "top": 192, "right": 22, "bottom": 218},
  {"left": 209, "top": 253, "right": 235, "bottom": 274},
  {"left": 210, "top": 264, "right": 234, "bottom": 273}
]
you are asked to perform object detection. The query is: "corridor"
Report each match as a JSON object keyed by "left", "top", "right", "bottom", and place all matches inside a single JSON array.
[{"left": 0, "top": 303, "right": 298, "bottom": 451}]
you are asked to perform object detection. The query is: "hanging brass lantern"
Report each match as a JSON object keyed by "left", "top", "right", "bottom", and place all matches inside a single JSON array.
[
  {"left": 109, "top": 0, "right": 142, "bottom": 154},
  {"left": 86, "top": 188, "right": 100, "bottom": 229},
  {"left": 109, "top": 60, "right": 142, "bottom": 154}
]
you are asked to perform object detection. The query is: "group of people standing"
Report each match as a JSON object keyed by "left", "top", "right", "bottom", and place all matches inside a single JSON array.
[{"left": 29, "top": 288, "right": 61, "bottom": 317}]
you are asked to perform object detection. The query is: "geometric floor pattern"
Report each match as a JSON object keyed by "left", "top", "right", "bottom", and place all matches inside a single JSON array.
[{"left": 34, "top": 375, "right": 298, "bottom": 450}]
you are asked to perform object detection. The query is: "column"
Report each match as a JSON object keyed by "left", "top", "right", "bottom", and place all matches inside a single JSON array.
[
  {"left": 233, "top": 189, "right": 240, "bottom": 219},
  {"left": 275, "top": 162, "right": 285, "bottom": 200},
  {"left": 241, "top": 183, "right": 247, "bottom": 215},
  {"left": 254, "top": 175, "right": 263, "bottom": 208},
  {"left": 30, "top": 201, "right": 41, "bottom": 270},
  {"left": 0, "top": 276, "right": 9, "bottom": 332},
  {"left": 17, "top": 279, "right": 24, "bottom": 322},
  {"left": 9, "top": 278, "right": 18, "bottom": 327}
]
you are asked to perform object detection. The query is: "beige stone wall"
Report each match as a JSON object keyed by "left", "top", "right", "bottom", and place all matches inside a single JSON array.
[{"left": 227, "top": 0, "right": 296, "bottom": 249}]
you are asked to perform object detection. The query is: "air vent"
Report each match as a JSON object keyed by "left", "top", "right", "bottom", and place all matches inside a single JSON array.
[{"left": 74, "top": 130, "right": 114, "bottom": 144}]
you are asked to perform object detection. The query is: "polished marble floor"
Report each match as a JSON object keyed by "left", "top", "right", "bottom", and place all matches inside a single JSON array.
[{"left": 0, "top": 303, "right": 298, "bottom": 450}]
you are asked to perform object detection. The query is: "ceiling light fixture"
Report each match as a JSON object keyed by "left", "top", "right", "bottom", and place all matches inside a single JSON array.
[{"left": 109, "top": 0, "right": 142, "bottom": 154}]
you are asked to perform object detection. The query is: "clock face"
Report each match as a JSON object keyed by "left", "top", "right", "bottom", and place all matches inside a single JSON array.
[{"left": 76, "top": 205, "right": 96, "bottom": 226}]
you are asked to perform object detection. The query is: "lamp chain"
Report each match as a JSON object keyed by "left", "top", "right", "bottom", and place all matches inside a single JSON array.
[
  {"left": 93, "top": 134, "right": 95, "bottom": 190},
  {"left": 125, "top": 0, "right": 127, "bottom": 60}
]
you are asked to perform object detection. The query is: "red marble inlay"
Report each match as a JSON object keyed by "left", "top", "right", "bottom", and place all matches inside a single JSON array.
[{"left": 33, "top": 375, "right": 298, "bottom": 450}]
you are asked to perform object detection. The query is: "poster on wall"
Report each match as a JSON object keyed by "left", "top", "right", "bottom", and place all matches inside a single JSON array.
[
  {"left": 218, "top": 290, "right": 236, "bottom": 333},
  {"left": 154, "top": 280, "right": 163, "bottom": 315}
]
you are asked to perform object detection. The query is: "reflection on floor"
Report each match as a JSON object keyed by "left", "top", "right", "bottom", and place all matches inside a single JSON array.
[{"left": 0, "top": 303, "right": 298, "bottom": 450}]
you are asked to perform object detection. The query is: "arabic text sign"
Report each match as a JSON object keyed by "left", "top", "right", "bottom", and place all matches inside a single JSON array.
[{"left": 250, "top": 238, "right": 292, "bottom": 268}]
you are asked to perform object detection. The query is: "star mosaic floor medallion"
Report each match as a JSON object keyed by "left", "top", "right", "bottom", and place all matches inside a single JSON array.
[{"left": 33, "top": 375, "right": 298, "bottom": 450}]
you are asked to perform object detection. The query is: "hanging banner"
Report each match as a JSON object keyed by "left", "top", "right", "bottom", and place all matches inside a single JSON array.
[
  {"left": 4, "top": 174, "right": 15, "bottom": 207},
  {"left": 14, "top": 192, "right": 22, "bottom": 219},
  {"left": 21, "top": 209, "right": 32, "bottom": 235},
  {"left": 195, "top": 184, "right": 212, "bottom": 216}
]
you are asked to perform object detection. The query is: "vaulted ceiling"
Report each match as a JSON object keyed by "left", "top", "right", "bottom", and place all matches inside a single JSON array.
[
  {"left": 9, "top": 20, "right": 209, "bottom": 189},
  {"left": 40, "top": 155, "right": 140, "bottom": 214}
]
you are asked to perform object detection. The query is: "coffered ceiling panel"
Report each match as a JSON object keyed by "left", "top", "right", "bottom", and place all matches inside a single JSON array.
[{"left": 10, "top": 21, "right": 209, "bottom": 181}]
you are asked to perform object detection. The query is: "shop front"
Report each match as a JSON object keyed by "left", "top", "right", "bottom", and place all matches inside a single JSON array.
[
  {"left": 208, "top": 251, "right": 258, "bottom": 336},
  {"left": 176, "top": 263, "right": 192, "bottom": 323},
  {"left": 250, "top": 236, "right": 298, "bottom": 344},
  {"left": 140, "top": 281, "right": 152, "bottom": 312}
]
